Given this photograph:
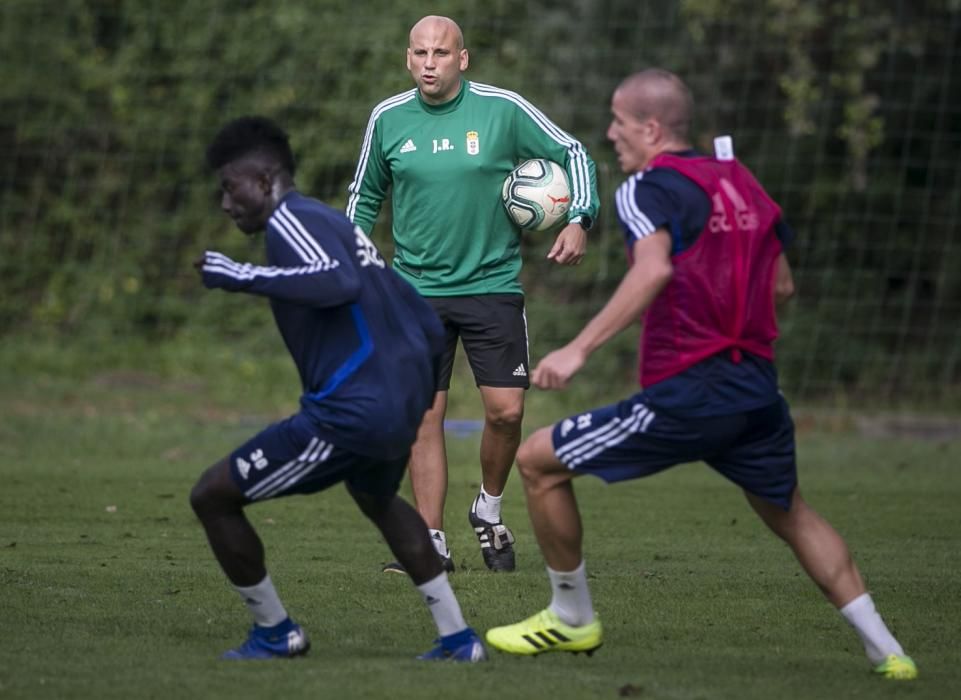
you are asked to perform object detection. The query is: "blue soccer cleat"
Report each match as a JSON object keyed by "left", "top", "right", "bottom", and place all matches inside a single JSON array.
[
  {"left": 221, "top": 617, "right": 310, "bottom": 660},
  {"left": 418, "top": 627, "right": 487, "bottom": 662}
]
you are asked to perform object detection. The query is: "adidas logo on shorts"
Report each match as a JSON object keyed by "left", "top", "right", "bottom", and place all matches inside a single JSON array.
[{"left": 512, "top": 364, "right": 527, "bottom": 377}]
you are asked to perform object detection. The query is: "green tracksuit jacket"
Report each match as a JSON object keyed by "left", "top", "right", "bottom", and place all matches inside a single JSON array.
[{"left": 347, "top": 79, "right": 599, "bottom": 296}]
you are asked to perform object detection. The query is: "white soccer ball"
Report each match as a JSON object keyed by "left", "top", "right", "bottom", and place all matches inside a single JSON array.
[{"left": 501, "top": 159, "right": 572, "bottom": 232}]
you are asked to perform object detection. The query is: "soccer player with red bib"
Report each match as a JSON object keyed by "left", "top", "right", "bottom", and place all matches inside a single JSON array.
[{"left": 485, "top": 69, "right": 916, "bottom": 680}]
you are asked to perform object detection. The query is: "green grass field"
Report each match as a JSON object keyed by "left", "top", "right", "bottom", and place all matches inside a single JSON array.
[{"left": 1, "top": 347, "right": 959, "bottom": 699}]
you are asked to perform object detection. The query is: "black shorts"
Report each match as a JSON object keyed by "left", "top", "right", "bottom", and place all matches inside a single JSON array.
[{"left": 427, "top": 294, "right": 530, "bottom": 390}]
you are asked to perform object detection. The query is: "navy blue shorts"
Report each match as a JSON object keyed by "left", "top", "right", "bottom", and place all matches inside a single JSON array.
[
  {"left": 551, "top": 394, "right": 797, "bottom": 509},
  {"left": 229, "top": 412, "right": 408, "bottom": 502}
]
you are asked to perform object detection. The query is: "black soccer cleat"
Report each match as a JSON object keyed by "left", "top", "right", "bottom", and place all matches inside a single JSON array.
[
  {"left": 382, "top": 553, "right": 455, "bottom": 575},
  {"left": 468, "top": 508, "right": 516, "bottom": 572}
]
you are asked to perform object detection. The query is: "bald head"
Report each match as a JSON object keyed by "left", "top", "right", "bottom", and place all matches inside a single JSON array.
[
  {"left": 616, "top": 69, "right": 694, "bottom": 141},
  {"left": 409, "top": 15, "right": 464, "bottom": 50},
  {"left": 406, "top": 15, "right": 469, "bottom": 104}
]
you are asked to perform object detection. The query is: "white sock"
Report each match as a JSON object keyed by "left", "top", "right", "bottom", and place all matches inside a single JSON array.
[
  {"left": 839, "top": 592, "right": 905, "bottom": 664},
  {"left": 234, "top": 574, "right": 288, "bottom": 628},
  {"left": 417, "top": 572, "right": 468, "bottom": 637},
  {"left": 428, "top": 529, "right": 450, "bottom": 557},
  {"left": 472, "top": 486, "right": 503, "bottom": 523},
  {"left": 547, "top": 561, "right": 595, "bottom": 627}
]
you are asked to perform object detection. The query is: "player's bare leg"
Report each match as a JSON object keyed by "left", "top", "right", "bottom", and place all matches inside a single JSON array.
[
  {"left": 486, "top": 426, "right": 601, "bottom": 655},
  {"left": 349, "top": 487, "right": 444, "bottom": 585},
  {"left": 190, "top": 459, "right": 308, "bottom": 659},
  {"left": 190, "top": 458, "right": 265, "bottom": 585},
  {"left": 383, "top": 391, "right": 453, "bottom": 573},
  {"left": 747, "top": 488, "right": 916, "bottom": 678},
  {"left": 746, "top": 488, "right": 865, "bottom": 606},
  {"left": 469, "top": 386, "right": 524, "bottom": 571},
  {"left": 350, "top": 485, "right": 486, "bottom": 662},
  {"left": 513, "top": 427, "right": 582, "bottom": 571}
]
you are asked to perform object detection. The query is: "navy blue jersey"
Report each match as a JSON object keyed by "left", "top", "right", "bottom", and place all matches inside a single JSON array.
[
  {"left": 615, "top": 151, "right": 793, "bottom": 416},
  {"left": 201, "top": 191, "right": 444, "bottom": 459}
]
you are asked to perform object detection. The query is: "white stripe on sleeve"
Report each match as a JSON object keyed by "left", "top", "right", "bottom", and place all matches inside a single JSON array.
[
  {"left": 345, "top": 90, "right": 418, "bottom": 221},
  {"left": 615, "top": 176, "right": 657, "bottom": 240},
  {"left": 469, "top": 82, "right": 593, "bottom": 212}
]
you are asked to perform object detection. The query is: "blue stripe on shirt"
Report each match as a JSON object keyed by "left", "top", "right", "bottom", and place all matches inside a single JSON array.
[{"left": 308, "top": 304, "right": 373, "bottom": 401}]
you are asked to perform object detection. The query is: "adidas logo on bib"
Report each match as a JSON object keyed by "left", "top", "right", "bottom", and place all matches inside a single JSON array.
[{"left": 512, "top": 364, "right": 527, "bottom": 377}]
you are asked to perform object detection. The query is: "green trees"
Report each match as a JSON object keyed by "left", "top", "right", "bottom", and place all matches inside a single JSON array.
[{"left": 1, "top": 0, "right": 957, "bottom": 403}]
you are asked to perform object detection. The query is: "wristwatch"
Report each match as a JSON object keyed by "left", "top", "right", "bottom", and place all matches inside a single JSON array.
[{"left": 572, "top": 215, "right": 593, "bottom": 231}]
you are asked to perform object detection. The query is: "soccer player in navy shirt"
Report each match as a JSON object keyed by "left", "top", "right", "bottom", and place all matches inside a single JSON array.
[
  {"left": 486, "top": 70, "right": 916, "bottom": 680},
  {"left": 190, "top": 116, "right": 485, "bottom": 662}
]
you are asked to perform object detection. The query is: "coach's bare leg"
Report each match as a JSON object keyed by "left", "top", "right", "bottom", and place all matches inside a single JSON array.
[
  {"left": 477, "top": 386, "right": 525, "bottom": 497},
  {"left": 515, "top": 427, "right": 583, "bottom": 571},
  {"left": 746, "top": 488, "right": 866, "bottom": 607},
  {"left": 408, "top": 391, "right": 449, "bottom": 530}
]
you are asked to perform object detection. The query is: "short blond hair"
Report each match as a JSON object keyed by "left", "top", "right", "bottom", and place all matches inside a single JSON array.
[{"left": 618, "top": 69, "right": 694, "bottom": 140}]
